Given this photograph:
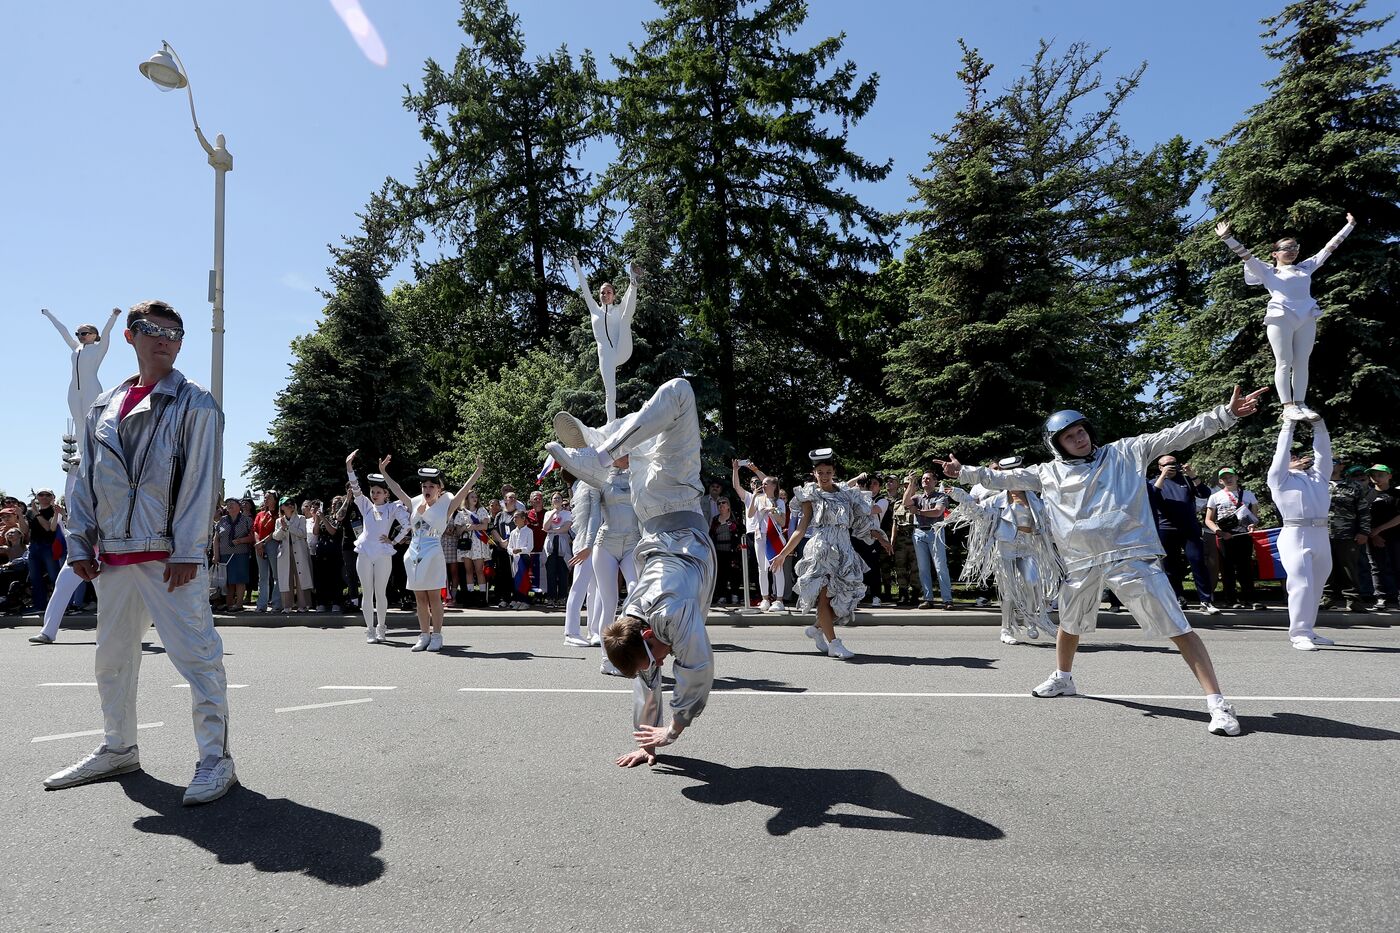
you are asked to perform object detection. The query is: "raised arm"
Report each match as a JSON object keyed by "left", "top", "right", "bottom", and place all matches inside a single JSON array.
[
  {"left": 619, "top": 263, "right": 640, "bottom": 324},
  {"left": 1214, "top": 221, "right": 1276, "bottom": 287},
  {"left": 1311, "top": 420, "right": 1332, "bottom": 486},
  {"left": 378, "top": 455, "right": 413, "bottom": 510},
  {"left": 1130, "top": 386, "right": 1266, "bottom": 469},
  {"left": 572, "top": 255, "right": 602, "bottom": 318},
  {"left": 448, "top": 459, "right": 484, "bottom": 513},
  {"left": 99, "top": 306, "right": 122, "bottom": 343},
  {"left": 1307, "top": 213, "right": 1356, "bottom": 269},
  {"left": 41, "top": 308, "right": 78, "bottom": 350},
  {"left": 1267, "top": 420, "right": 1295, "bottom": 491}
]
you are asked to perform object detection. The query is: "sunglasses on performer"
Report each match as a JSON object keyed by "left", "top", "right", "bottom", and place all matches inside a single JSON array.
[
  {"left": 75, "top": 330, "right": 97, "bottom": 338},
  {"left": 130, "top": 319, "right": 185, "bottom": 341}
]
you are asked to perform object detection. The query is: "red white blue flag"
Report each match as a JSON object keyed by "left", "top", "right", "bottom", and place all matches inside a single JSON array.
[
  {"left": 513, "top": 554, "right": 533, "bottom": 594},
  {"left": 536, "top": 455, "right": 558, "bottom": 485},
  {"left": 764, "top": 515, "right": 787, "bottom": 561},
  {"left": 1250, "top": 528, "right": 1287, "bottom": 581}
]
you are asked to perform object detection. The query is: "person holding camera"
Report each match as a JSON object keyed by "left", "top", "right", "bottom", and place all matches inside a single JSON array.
[
  {"left": 1146, "top": 454, "right": 1218, "bottom": 614},
  {"left": 1204, "top": 469, "right": 1264, "bottom": 610}
]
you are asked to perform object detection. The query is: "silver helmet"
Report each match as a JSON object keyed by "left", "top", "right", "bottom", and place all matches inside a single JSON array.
[{"left": 1043, "top": 409, "right": 1093, "bottom": 460}]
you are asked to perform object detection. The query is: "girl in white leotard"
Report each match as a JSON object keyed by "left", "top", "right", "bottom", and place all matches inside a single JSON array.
[
  {"left": 345, "top": 449, "right": 411, "bottom": 644},
  {"left": 572, "top": 257, "right": 641, "bottom": 422},
  {"left": 1215, "top": 214, "right": 1355, "bottom": 423},
  {"left": 41, "top": 307, "right": 123, "bottom": 426}
]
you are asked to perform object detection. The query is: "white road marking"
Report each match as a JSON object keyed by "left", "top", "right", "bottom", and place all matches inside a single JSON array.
[
  {"left": 457, "top": 687, "right": 1400, "bottom": 703},
  {"left": 32, "top": 722, "right": 163, "bottom": 744},
  {"left": 275, "top": 698, "right": 375, "bottom": 713},
  {"left": 39, "top": 682, "right": 98, "bottom": 687},
  {"left": 319, "top": 685, "right": 398, "bottom": 691}
]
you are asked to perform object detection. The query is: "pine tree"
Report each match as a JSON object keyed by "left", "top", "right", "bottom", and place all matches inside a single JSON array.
[
  {"left": 245, "top": 202, "right": 425, "bottom": 497},
  {"left": 882, "top": 42, "right": 1151, "bottom": 466},
  {"left": 393, "top": 0, "right": 603, "bottom": 344},
  {"left": 605, "top": 0, "right": 894, "bottom": 446},
  {"left": 1174, "top": 0, "right": 1400, "bottom": 474}
]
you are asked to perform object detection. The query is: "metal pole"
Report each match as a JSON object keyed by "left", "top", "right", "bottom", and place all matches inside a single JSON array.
[
  {"left": 740, "top": 534, "right": 751, "bottom": 612},
  {"left": 208, "top": 134, "right": 232, "bottom": 497}
]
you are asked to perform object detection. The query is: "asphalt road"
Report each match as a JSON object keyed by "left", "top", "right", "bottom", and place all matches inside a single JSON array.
[{"left": 3, "top": 615, "right": 1398, "bottom": 933}]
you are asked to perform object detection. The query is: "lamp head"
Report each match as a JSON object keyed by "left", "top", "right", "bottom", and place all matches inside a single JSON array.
[{"left": 139, "top": 45, "right": 187, "bottom": 91}]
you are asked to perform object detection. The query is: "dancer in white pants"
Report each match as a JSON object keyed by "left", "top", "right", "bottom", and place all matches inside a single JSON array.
[
  {"left": 572, "top": 256, "right": 641, "bottom": 422},
  {"left": 346, "top": 450, "right": 410, "bottom": 643},
  {"left": 589, "top": 465, "right": 641, "bottom": 674},
  {"left": 1267, "top": 416, "right": 1335, "bottom": 650},
  {"left": 1215, "top": 214, "right": 1354, "bottom": 423},
  {"left": 748, "top": 475, "right": 789, "bottom": 611},
  {"left": 563, "top": 474, "right": 601, "bottom": 647},
  {"left": 546, "top": 377, "right": 716, "bottom": 768},
  {"left": 31, "top": 467, "right": 87, "bottom": 644}
]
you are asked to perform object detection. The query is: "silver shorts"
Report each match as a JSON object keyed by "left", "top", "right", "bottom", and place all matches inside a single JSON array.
[{"left": 1058, "top": 558, "right": 1192, "bottom": 638}]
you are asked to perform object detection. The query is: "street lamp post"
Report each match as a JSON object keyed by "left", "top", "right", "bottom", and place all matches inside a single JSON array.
[{"left": 138, "top": 41, "right": 233, "bottom": 410}]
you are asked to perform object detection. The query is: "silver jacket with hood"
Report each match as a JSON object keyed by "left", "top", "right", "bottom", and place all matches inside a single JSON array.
[
  {"left": 68, "top": 369, "right": 223, "bottom": 564},
  {"left": 958, "top": 405, "right": 1237, "bottom": 574}
]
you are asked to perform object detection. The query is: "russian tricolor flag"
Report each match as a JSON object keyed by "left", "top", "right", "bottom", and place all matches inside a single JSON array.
[
  {"left": 513, "top": 554, "right": 533, "bottom": 594},
  {"left": 536, "top": 455, "right": 558, "bottom": 485},
  {"left": 1250, "top": 528, "right": 1287, "bottom": 581},
  {"left": 764, "top": 515, "right": 787, "bottom": 561}
]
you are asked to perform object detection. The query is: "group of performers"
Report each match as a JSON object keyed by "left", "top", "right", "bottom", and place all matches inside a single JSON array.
[{"left": 32, "top": 211, "right": 1376, "bottom": 796}]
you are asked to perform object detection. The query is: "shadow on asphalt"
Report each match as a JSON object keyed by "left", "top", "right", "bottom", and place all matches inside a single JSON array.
[
  {"left": 118, "top": 772, "right": 385, "bottom": 886},
  {"left": 1088, "top": 697, "right": 1400, "bottom": 741},
  {"left": 654, "top": 756, "right": 1005, "bottom": 839},
  {"left": 1076, "top": 643, "right": 1177, "bottom": 655},
  {"left": 710, "top": 643, "right": 996, "bottom": 669},
  {"left": 711, "top": 675, "right": 806, "bottom": 693}
]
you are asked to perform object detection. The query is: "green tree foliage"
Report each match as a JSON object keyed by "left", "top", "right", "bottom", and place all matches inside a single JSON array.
[
  {"left": 1170, "top": 0, "right": 1400, "bottom": 475},
  {"left": 245, "top": 202, "right": 426, "bottom": 497},
  {"left": 392, "top": 0, "right": 603, "bottom": 343},
  {"left": 882, "top": 41, "right": 1152, "bottom": 467},
  {"left": 605, "top": 0, "right": 894, "bottom": 446}
]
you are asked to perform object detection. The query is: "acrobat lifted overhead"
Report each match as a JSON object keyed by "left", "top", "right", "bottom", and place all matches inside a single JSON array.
[{"left": 572, "top": 256, "right": 640, "bottom": 423}]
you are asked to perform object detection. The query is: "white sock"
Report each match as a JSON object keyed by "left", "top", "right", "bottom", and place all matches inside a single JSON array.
[
  {"left": 1056, "top": 670, "right": 1073, "bottom": 680},
  {"left": 1207, "top": 693, "right": 1226, "bottom": 708}
]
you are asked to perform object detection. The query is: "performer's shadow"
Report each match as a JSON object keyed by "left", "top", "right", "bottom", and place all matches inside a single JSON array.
[
  {"left": 119, "top": 772, "right": 385, "bottom": 886},
  {"left": 1089, "top": 697, "right": 1400, "bottom": 741},
  {"left": 710, "top": 643, "right": 994, "bottom": 669},
  {"left": 710, "top": 675, "right": 806, "bottom": 693},
  {"left": 654, "top": 755, "right": 1004, "bottom": 839}
]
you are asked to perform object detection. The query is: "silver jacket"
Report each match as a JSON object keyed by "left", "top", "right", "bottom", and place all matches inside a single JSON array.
[
  {"left": 628, "top": 526, "right": 716, "bottom": 729},
  {"left": 68, "top": 369, "right": 223, "bottom": 564},
  {"left": 599, "top": 378, "right": 705, "bottom": 524},
  {"left": 570, "top": 479, "right": 602, "bottom": 550},
  {"left": 594, "top": 468, "right": 641, "bottom": 552},
  {"left": 959, "top": 405, "right": 1237, "bottom": 574}
]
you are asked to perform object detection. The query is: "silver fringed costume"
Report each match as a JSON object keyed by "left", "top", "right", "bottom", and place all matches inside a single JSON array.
[
  {"left": 959, "top": 404, "right": 1240, "bottom": 638},
  {"left": 946, "top": 486, "right": 1061, "bottom": 640},
  {"left": 547, "top": 378, "right": 715, "bottom": 730},
  {"left": 790, "top": 483, "right": 878, "bottom": 624}
]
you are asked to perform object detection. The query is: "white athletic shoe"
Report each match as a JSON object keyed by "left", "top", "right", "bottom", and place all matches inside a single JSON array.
[
  {"left": 551, "top": 411, "right": 590, "bottom": 448},
  {"left": 564, "top": 634, "right": 592, "bottom": 648},
  {"left": 1282, "top": 405, "right": 1311, "bottom": 423},
  {"left": 427, "top": 633, "right": 443, "bottom": 652},
  {"left": 1295, "top": 403, "right": 1323, "bottom": 422},
  {"left": 1310, "top": 633, "right": 1336, "bottom": 646},
  {"left": 826, "top": 638, "right": 855, "bottom": 660},
  {"left": 365, "top": 628, "right": 379, "bottom": 644},
  {"left": 1291, "top": 635, "right": 1319, "bottom": 651},
  {"left": 1202, "top": 602, "right": 1222, "bottom": 616},
  {"left": 376, "top": 622, "right": 388, "bottom": 641},
  {"left": 1032, "top": 672, "right": 1076, "bottom": 698},
  {"left": 411, "top": 634, "right": 432, "bottom": 652},
  {"left": 1000, "top": 630, "right": 1019, "bottom": 645},
  {"left": 871, "top": 597, "right": 881, "bottom": 608},
  {"left": 29, "top": 633, "right": 54, "bottom": 644},
  {"left": 769, "top": 600, "right": 786, "bottom": 613},
  {"left": 1208, "top": 703, "right": 1242, "bottom": 737},
  {"left": 759, "top": 599, "right": 771, "bottom": 612},
  {"left": 804, "top": 624, "right": 829, "bottom": 653},
  {"left": 183, "top": 755, "right": 238, "bottom": 805},
  {"left": 43, "top": 744, "right": 141, "bottom": 790},
  {"left": 589, "top": 633, "right": 603, "bottom": 647},
  {"left": 601, "top": 658, "right": 625, "bottom": 677}
]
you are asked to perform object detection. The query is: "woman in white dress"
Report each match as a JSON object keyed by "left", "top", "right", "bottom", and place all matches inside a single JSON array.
[
  {"left": 1214, "top": 213, "right": 1355, "bottom": 422},
  {"left": 41, "top": 306, "right": 122, "bottom": 427},
  {"left": 460, "top": 488, "right": 493, "bottom": 608},
  {"left": 770, "top": 449, "right": 892, "bottom": 660},
  {"left": 572, "top": 256, "right": 641, "bottom": 422},
  {"left": 271, "top": 497, "right": 313, "bottom": 612},
  {"left": 379, "top": 454, "right": 482, "bottom": 652}
]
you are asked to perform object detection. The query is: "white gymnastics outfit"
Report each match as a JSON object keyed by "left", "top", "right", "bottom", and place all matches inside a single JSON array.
[
  {"left": 404, "top": 495, "right": 452, "bottom": 591},
  {"left": 564, "top": 479, "right": 602, "bottom": 640},
  {"left": 1221, "top": 221, "right": 1353, "bottom": 405},
  {"left": 790, "top": 483, "right": 877, "bottom": 625},
  {"left": 43, "top": 309, "right": 121, "bottom": 427},
  {"left": 348, "top": 470, "right": 410, "bottom": 631},
  {"left": 590, "top": 468, "right": 641, "bottom": 637},
  {"left": 573, "top": 256, "right": 637, "bottom": 423},
  {"left": 1267, "top": 419, "right": 1333, "bottom": 640}
]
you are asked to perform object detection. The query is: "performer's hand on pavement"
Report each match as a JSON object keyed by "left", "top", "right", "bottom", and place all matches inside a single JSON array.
[
  {"left": 1215, "top": 220, "right": 1231, "bottom": 238},
  {"left": 163, "top": 562, "right": 197, "bottom": 592},
  {"left": 1228, "top": 386, "right": 1269, "bottom": 418},
  {"left": 616, "top": 748, "right": 655, "bottom": 768},
  {"left": 71, "top": 559, "right": 100, "bottom": 581},
  {"left": 569, "top": 546, "right": 592, "bottom": 568},
  {"left": 634, "top": 724, "right": 676, "bottom": 749}
]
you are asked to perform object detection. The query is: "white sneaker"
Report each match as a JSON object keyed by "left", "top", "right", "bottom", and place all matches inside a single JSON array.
[
  {"left": 768, "top": 600, "right": 786, "bottom": 613},
  {"left": 551, "top": 410, "right": 590, "bottom": 448},
  {"left": 1032, "top": 672, "right": 1076, "bottom": 698},
  {"left": 759, "top": 599, "right": 771, "bottom": 612},
  {"left": 376, "top": 622, "right": 388, "bottom": 641},
  {"left": 427, "top": 633, "right": 443, "bottom": 652},
  {"left": 871, "top": 597, "right": 881, "bottom": 608},
  {"left": 365, "top": 628, "right": 379, "bottom": 644},
  {"left": 43, "top": 744, "right": 141, "bottom": 790},
  {"left": 1000, "top": 630, "right": 1019, "bottom": 645},
  {"left": 183, "top": 754, "right": 238, "bottom": 805},
  {"left": 1202, "top": 602, "right": 1222, "bottom": 616},
  {"left": 564, "top": 634, "right": 592, "bottom": 648},
  {"left": 411, "top": 634, "right": 432, "bottom": 652},
  {"left": 1291, "top": 635, "right": 1319, "bottom": 651},
  {"left": 1310, "top": 633, "right": 1336, "bottom": 646},
  {"left": 827, "top": 638, "right": 855, "bottom": 660},
  {"left": 29, "top": 633, "right": 54, "bottom": 644},
  {"left": 589, "top": 633, "right": 602, "bottom": 647},
  {"left": 1282, "top": 405, "right": 1311, "bottom": 423},
  {"left": 1295, "top": 403, "right": 1322, "bottom": 422},
  {"left": 804, "top": 624, "right": 829, "bottom": 653},
  {"left": 1208, "top": 703, "right": 1242, "bottom": 737},
  {"left": 601, "top": 658, "right": 625, "bottom": 677}
]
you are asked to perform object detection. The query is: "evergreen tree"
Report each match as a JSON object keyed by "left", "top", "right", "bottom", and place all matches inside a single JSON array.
[
  {"left": 245, "top": 201, "right": 425, "bottom": 497},
  {"left": 393, "top": 0, "right": 603, "bottom": 344},
  {"left": 605, "top": 0, "right": 894, "bottom": 446},
  {"left": 882, "top": 42, "right": 1151, "bottom": 467},
  {"left": 1173, "top": 0, "right": 1400, "bottom": 474}
]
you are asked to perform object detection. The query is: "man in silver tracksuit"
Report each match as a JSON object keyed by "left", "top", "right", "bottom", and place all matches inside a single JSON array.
[
  {"left": 942, "top": 385, "right": 1268, "bottom": 737},
  {"left": 43, "top": 300, "right": 235, "bottom": 804},
  {"left": 547, "top": 377, "right": 716, "bottom": 768}
]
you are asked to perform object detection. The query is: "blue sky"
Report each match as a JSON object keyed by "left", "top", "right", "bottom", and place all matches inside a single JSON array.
[{"left": 4, "top": 0, "right": 1387, "bottom": 499}]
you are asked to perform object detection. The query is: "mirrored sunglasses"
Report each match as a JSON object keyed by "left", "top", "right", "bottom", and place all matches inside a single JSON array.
[{"left": 130, "top": 318, "right": 185, "bottom": 341}]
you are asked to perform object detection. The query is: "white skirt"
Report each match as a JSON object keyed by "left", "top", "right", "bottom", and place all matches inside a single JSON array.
[{"left": 405, "top": 542, "right": 447, "bottom": 592}]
